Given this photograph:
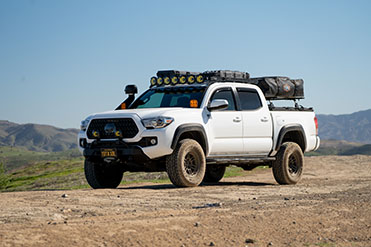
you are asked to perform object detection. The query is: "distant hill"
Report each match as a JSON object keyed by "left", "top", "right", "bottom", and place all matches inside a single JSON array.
[
  {"left": 0, "top": 121, "right": 78, "bottom": 152},
  {"left": 317, "top": 109, "right": 371, "bottom": 144},
  {"left": 308, "top": 139, "right": 371, "bottom": 156}
]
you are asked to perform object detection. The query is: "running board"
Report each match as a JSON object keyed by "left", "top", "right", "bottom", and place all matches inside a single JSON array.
[{"left": 206, "top": 156, "right": 275, "bottom": 164}]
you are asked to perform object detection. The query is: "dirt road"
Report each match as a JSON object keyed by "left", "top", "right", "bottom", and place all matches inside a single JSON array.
[{"left": 0, "top": 155, "right": 370, "bottom": 247}]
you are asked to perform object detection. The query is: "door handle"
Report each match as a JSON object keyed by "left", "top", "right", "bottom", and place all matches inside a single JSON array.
[
  {"left": 261, "top": 117, "right": 269, "bottom": 122},
  {"left": 233, "top": 117, "right": 241, "bottom": 123}
]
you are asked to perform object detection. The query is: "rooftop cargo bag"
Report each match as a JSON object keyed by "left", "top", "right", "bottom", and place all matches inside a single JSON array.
[{"left": 249, "top": 77, "right": 304, "bottom": 100}]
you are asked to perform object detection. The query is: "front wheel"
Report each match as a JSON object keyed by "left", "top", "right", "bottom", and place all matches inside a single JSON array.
[
  {"left": 84, "top": 159, "right": 123, "bottom": 189},
  {"left": 203, "top": 165, "right": 226, "bottom": 183},
  {"left": 272, "top": 142, "right": 304, "bottom": 185},
  {"left": 166, "top": 139, "right": 206, "bottom": 187}
]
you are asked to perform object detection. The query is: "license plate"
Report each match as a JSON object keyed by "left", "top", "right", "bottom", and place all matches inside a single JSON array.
[{"left": 101, "top": 148, "right": 117, "bottom": 158}]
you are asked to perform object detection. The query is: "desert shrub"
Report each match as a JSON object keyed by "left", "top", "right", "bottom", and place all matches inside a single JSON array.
[{"left": 0, "top": 162, "right": 9, "bottom": 190}]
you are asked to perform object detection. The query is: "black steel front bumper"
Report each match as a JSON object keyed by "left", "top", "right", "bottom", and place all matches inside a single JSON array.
[{"left": 81, "top": 139, "right": 154, "bottom": 162}]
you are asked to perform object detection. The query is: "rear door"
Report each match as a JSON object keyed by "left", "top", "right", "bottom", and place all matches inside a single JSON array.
[
  {"left": 236, "top": 88, "right": 273, "bottom": 155},
  {"left": 207, "top": 87, "right": 244, "bottom": 155}
]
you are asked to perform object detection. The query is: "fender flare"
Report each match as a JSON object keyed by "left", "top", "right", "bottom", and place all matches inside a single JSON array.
[
  {"left": 171, "top": 124, "right": 209, "bottom": 154},
  {"left": 275, "top": 124, "right": 306, "bottom": 152}
]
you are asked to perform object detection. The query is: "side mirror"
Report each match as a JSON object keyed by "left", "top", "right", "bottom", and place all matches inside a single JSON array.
[
  {"left": 125, "top": 85, "right": 138, "bottom": 95},
  {"left": 207, "top": 99, "right": 229, "bottom": 111}
]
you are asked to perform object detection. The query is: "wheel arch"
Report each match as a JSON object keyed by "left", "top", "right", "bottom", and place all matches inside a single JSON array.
[
  {"left": 275, "top": 124, "right": 306, "bottom": 152},
  {"left": 171, "top": 124, "right": 208, "bottom": 155}
]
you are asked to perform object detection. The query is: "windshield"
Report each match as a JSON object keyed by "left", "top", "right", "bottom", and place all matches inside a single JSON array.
[{"left": 129, "top": 86, "right": 206, "bottom": 109}]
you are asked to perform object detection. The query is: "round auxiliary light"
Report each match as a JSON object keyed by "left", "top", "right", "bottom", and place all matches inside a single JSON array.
[
  {"left": 157, "top": 77, "right": 163, "bottom": 86},
  {"left": 196, "top": 75, "right": 204, "bottom": 83},
  {"left": 92, "top": 130, "right": 100, "bottom": 138},
  {"left": 150, "top": 77, "right": 157, "bottom": 86},
  {"left": 179, "top": 75, "right": 186, "bottom": 84},
  {"left": 171, "top": 76, "right": 178, "bottom": 84},
  {"left": 115, "top": 130, "right": 122, "bottom": 137},
  {"left": 187, "top": 75, "right": 195, "bottom": 84},
  {"left": 164, "top": 77, "right": 170, "bottom": 85}
]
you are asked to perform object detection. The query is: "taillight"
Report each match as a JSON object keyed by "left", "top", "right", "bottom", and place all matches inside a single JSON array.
[{"left": 314, "top": 116, "right": 318, "bottom": 135}]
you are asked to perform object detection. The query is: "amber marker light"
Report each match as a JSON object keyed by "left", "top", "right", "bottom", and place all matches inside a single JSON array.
[{"left": 190, "top": 99, "right": 198, "bottom": 108}]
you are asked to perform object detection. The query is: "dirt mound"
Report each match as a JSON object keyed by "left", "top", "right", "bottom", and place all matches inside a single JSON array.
[{"left": 0, "top": 155, "right": 370, "bottom": 246}]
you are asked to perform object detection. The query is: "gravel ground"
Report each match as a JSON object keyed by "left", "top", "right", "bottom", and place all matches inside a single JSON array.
[{"left": 0, "top": 155, "right": 370, "bottom": 247}]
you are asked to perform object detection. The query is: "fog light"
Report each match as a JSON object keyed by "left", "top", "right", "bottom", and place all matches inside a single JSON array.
[
  {"left": 92, "top": 130, "right": 100, "bottom": 138},
  {"left": 115, "top": 130, "right": 122, "bottom": 137},
  {"left": 79, "top": 138, "right": 87, "bottom": 148},
  {"left": 150, "top": 138, "right": 157, "bottom": 145}
]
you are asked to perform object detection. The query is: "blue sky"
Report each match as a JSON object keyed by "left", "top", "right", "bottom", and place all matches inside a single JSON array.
[{"left": 1, "top": 0, "right": 370, "bottom": 128}]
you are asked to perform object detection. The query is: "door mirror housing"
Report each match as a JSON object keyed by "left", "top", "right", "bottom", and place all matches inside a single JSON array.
[{"left": 207, "top": 99, "right": 229, "bottom": 111}]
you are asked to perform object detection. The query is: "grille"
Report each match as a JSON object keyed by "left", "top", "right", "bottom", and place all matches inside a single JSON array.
[{"left": 87, "top": 118, "right": 139, "bottom": 139}]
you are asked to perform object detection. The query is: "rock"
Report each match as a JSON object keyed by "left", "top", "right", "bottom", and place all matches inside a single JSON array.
[
  {"left": 61, "top": 194, "right": 68, "bottom": 198},
  {"left": 238, "top": 198, "right": 242, "bottom": 201},
  {"left": 209, "top": 241, "right": 215, "bottom": 246},
  {"left": 245, "top": 238, "right": 255, "bottom": 244},
  {"left": 267, "top": 242, "right": 273, "bottom": 246},
  {"left": 284, "top": 197, "right": 289, "bottom": 201},
  {"left": 194, "top": 222, "right": 200, "bottom": 227}
]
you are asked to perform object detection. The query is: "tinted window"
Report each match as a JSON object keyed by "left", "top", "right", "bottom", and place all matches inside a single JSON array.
[
  {"left": 237, "top": 89, "right": 262, "bottom": 110},
  {"left": 210, "top": 88, "right": 236, "bottom": 111}
]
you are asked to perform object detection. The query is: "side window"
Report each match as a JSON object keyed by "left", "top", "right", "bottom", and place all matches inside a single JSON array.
[
  {"left": 210, "top": 88, "right": 236, "bottom": 111},
  {"left": 237, "top": 89, "right": 262, "bottom": 110}
]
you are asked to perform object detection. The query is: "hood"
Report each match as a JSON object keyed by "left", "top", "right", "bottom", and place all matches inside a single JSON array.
[{"left": 87, "top": 108, "right": 199, "bottom": 120}]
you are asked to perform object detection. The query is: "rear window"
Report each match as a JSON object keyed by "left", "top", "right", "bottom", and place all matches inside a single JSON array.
[{"left": 237, "top": 88, "right": 262, "bottom": 110}]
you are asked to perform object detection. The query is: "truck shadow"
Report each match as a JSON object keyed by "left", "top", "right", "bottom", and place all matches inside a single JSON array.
[{"left": 119, "top": 181, "right": 274, "bottom": 190}]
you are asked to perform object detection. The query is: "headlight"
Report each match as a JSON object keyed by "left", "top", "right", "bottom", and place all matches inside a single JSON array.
[
  {"left": 142, "top": 117, "right": 174, "bottom": 129},
  {"left": 80, "top": 117, "right": 92, "bottom": 131}
]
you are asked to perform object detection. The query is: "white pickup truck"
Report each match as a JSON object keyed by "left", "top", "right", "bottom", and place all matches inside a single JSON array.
[{"left": 78, "top": 70, "right": 320, "bottom": 188}]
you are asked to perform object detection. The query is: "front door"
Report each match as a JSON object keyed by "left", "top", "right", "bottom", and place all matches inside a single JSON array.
[{"left": 206, "top": 87, "right": 244, "bottom": 155}]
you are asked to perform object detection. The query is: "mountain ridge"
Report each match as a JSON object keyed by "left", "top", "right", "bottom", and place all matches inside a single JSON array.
[
  {"left": 0, "top": 120, "right": 78, "bottom": 152},
  {"left": 317, "top": 109, "right": 371, "bottom": 144}
]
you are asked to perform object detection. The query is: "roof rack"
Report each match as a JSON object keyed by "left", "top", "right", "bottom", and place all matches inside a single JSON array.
[{"left": 149, "top": 70, "right": 304, "bottom": 100}]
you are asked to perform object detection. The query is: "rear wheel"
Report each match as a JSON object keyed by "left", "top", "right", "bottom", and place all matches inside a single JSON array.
[
  {"left": 203, "top": 165, "right": 226, "bottom": 183},
  {"left": 84, "top": 159, "right": 123, "bottom": 189},
  {"left": 166, "top": 139, "right": 206, "bottom": 187},
  {"left": 272, "top": 142, "right": 304, "bottom": 185}
]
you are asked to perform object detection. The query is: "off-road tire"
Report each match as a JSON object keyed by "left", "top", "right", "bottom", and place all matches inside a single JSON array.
[
  {"left": 203, "top": 166, "right": 226, "bottom": 183},
  {"left": 84, "top": 159, "right": 123, "bottom": 189},
  {"left": 272, "top": 142, "right": 304, "bottom": 185},
  {"left": 166, "top": 139, "right": 206, "bottom": 187}
]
